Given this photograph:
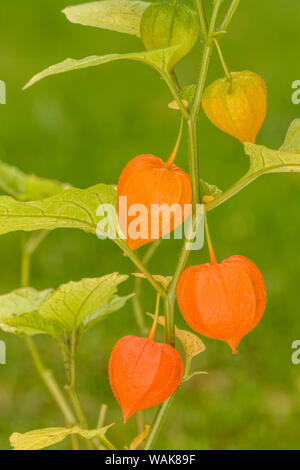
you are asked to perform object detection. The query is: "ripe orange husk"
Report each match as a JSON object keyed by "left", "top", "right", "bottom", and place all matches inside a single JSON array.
[
  {"left": 117, "top": 154, "right": 192, "bottom": 250},
  {"left": 176, "top": 255, "right": 266, "bottom": 353},
  {"left": 202, "top": 71, "right": 267, "bottom": 143},
  {"left": 109, "top": 335, "right": 183, "bottom": 422}
]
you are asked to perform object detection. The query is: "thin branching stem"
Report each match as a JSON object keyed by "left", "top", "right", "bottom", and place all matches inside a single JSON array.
[
  {"left": 219, "top": 0, "right": 240, "bottom": 31},
  {"left": 144, "top": 0, "right": 239, "bottom": 450}
]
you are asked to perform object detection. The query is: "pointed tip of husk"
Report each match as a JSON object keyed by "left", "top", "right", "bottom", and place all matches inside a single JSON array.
[
  {"left": 228, "top": 340, "right": 239, "bottom": 355},
  {"left": 122, "top": 405, "right": 136, "bottom": 423}
]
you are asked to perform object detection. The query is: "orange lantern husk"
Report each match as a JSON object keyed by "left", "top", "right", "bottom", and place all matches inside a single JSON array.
[
  {"left": 202, "top": 71, "right": 267, "bottom": 143},
  {"left": 176, "top": 255, "right": 266, "bottom": 353},
  {"left": 117, "top": 154, "right": 192, "bottom": 250},
  {"left": 109, "top": 335, "right": 183, "bottom": 422}
]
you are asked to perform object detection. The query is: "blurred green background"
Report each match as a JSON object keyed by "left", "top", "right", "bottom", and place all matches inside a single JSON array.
[{"left": 0, "top": 0, "right": 300, "bottom": 450}]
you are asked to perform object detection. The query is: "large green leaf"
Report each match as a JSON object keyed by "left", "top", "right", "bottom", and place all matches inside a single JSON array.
[
  {"left": 23, "top": 46, "right": 178, "bottom": 90},
  {"left": 4, "top": 274, "right": 130, "bottom": 341},
  {"left": 0, "top": 183, "right": 117, "bottom": 236},
  {"left": 0, "top": 288, "right": 53, "bottom": 335},
  {"left": 0, "top": 160, "right": 69, "bottom": 202},
  {"left": 10, "top": 424, "right": 114, "bottom": 450},
  {"left": 63, "top": 0, "right": 150, "bottom": 37}
]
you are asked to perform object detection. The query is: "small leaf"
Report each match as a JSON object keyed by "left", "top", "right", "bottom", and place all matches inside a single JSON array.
[
  {"left": 0, "top": 183, "right": 117, "bottom": 237},
  {"left": 10, "top": 424, "right": 114, "bottom": 450},
  {"left": 200, "top": 179, "right": 223, "bottom": 198},
  {"left": 0, "top": 160, "right": 70, "bottom": 202},
  {"left": 129, "top": 425, "right": 151, "bottom": 450},
  {"left": 63, "top": 0, "right": 150, "bottom": 37},
  {"left": 147, "top": 314, "right": 205, "bottom": 361},
  {"left": 181, "top": 371, "right": 208, "bottom": 383},
  {"left": 279, "top": 119, "right": 300, "bottom": 153},
  {"left": 168, "top": 84, "right": 196, "bottom": 110},
  {"left": 23, "top": 46, "right": 179, "bottom": 90},
  {"left": 244, "top": 142, "right": 300, "bottom": 175},
  {"left": 168, "top": 99, "right": 189, "bottom": 111},
  {"left": 5, "top": 274, "right": 129, "bottom": 341},
  {"left": 0, "top": 288, "right": 53, "bottom": 335},
  {"left": 206, "top": 120, "right": 300, "bottom": 212},
  {"left": 132, "top": 273, "right": 171, "bottom": 288},
  {"left": 174, "top": 327, "right": 206, "bottom": 360}
]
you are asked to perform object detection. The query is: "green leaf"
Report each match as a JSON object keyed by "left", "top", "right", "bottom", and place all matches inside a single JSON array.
[
  {"left": 200, "top": 179, "right": 223, "bottom": 197},
  {"left": 181, "top": 370, "right": 208, "bottom": 384},
  {"left": 82, "top": 293, "right": 134, "bottom": 332},
  {"left": 5, "top": 274, "right": 129, "bottom": 341},
  {"left": 180, "top": 84, "right": 196, "bottom": 105},
  {"left": 0, "top": 160, "right": 70, "bottom": 201},
  {"left": 279, "top": 119, "right": 300, "bottom": 153},
  {"left": 0, "top": 183, "right": 117, "bottom": 237},
  {"left": 129, "top": 425, "right": 151, "bottom": 450},
  {"left": 244, "top": 142, "right": 300, "bottom": 176},
  {"left": 63, "top": 0, "right": 150, "bottom": 37},
  {"left": 207, "top": 122, "right": 300, "bottom": 213},
  {"left": 10, "top": 424, "right": 114, "bottom": 450},
  {"left": 0, "top": 288, "right": 53, "bottom": 335},
  {"left": 168, "top": 84, "right": 196, "bottom": 110},
  {"left": 147, "top": 314, "right": 205, "bottom": 361},
  {"left": 23, "top": 46, "right": 179, "bottom": 90}
]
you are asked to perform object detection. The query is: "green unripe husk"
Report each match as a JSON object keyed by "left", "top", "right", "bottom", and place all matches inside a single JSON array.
[{"left": 140, "top": 2, "right": 199, "bottom": 69}]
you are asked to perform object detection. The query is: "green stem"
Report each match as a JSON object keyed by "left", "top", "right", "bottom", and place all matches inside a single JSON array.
[
  {"left": 65, "top": 331, "right": 86, "bottom": 425},
  {"left": 20, "top": 234, "right": 31, "bottom": 288},
  {"left": 192, "top": 0, "right": 222, "bottom": 120},
  {"left": 144, "top": 397, "right": 173, "bottom": 450},
  {"left": 170, "top": 68, "right": 181, "bottom": 91},
  {"left": 63, "top": 329, "right": 96, "bottom": 450},
  {"left": 67, "top": 387, "right": 89, "bottom": 429},
  {"left": 26, "top": 230, "right": 49, "bottom": 254},
  {"left": 116, "top": 239, "right": 166, "bottom": 298},
  {"left": 145, "top": 0, "right": 227, "bottom": 450},
  {"left": 187, "top": 118, "right": 201, "bottom": 207},
  {"left": 164, "top": 296, "right": 175, "bottom": 346},
  {"left": 183, "top": 357, "right": 192, "bottom": 379},
  {"left": 136, "top": 410, "right": 145, "bottom": 435},
  {"left": 193, "top": 0, "right": 208, "bottom": 41},
  {"left": 214, "top": 38, "right": 232, "bottom": 81},
  {"left": 206, "top": 171, "right": 258, "bottom": 212},
  {"left": 219, "top": 0, "right": 240, "bottom": 31},
  {"left": 25, "top": 336, "right": 76, "bottom": 426},
  {"left": 98, "top": 436, "right": 117, "bottom": 451},
  {"left": 191, "top": 46, "right": 214, "bottom": 121},
  {"left": 162, "top": 71, "right": 190, "bottom": 120},
  {"left": 168, "top": 207, "right": 203, "bottom": 298},
  {"left": 132, "top": 240, "right": 161, "bottom": 335}
]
